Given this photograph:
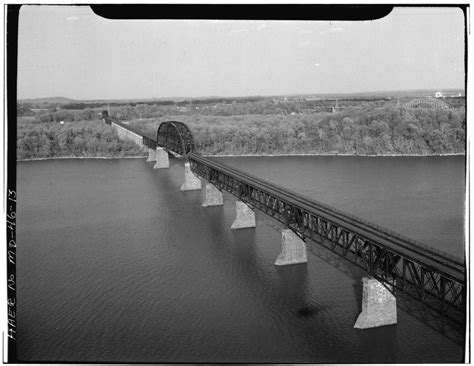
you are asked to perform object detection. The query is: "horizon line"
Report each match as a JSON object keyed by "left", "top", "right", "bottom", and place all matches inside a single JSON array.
[{"left": 18, "top": 86, "right": 466, "bottom": 102}]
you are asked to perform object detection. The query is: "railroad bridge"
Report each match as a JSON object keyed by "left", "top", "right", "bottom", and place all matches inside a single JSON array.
[{"left": 102, "top": 112, "right": 465, "bottom": 330}]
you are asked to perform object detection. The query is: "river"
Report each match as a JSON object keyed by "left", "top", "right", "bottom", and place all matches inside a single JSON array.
[{"left": 16, "top": 156, "right": 465, "bottom": 362}]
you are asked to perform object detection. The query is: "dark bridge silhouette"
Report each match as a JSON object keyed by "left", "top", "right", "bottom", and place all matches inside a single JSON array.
[
  {"left": 140, "top": 121, "right": 195, "bottom": 157},
  {"left": 103, "top": 113, "right": 465, "bottom": 327}
]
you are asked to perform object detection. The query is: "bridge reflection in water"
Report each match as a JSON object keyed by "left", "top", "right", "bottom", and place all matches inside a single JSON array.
[{"left": 102, "top": 112, "right": 465, "bottom": 332}]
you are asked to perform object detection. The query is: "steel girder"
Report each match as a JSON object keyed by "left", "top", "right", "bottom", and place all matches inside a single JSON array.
[{"left": 189, "top": 153, "right": 465, "bottom": 320}]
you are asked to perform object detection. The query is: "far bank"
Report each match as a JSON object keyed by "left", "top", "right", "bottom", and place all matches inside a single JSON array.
[{"left": 16, "top": 151, "right": 466, "bottom": 162}]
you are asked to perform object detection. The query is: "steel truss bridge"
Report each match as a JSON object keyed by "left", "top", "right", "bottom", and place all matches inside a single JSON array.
[{"left": 105, "top": 114, "right": 465, "bottom": 321}]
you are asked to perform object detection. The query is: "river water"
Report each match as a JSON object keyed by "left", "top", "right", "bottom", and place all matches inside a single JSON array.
[{"left": 16, "top": 156, "right": 465, "bottom": 362}]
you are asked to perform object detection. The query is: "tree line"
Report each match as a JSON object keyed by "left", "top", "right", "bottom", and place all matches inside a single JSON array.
[
  {"left": 18, "top": 94, "right": 465, "bottom": 125},
  {"left": 16, "top": 102, "right": 465, "bottom": 159},
  {"left": 129, "top": 106, "right": 465, "bottom": 155},
  {"left": 21, "top": 95, "right": 461, "bottom": 122}
]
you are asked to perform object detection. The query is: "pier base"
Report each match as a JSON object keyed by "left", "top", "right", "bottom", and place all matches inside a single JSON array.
[
  {"left": 146, "top": 148, "right": 157, "bottom": 162},
  {"left": 231, "top": 201, "right": 256, "bottom": 230},
  {"left": 202, "top": 184, "right": 223, "bottom": 207},
  {"left": 153, "top": 147, "right": 169, "bottom": 169},
  {"left": 354, "top": 277, "right": 397, "bottom": 329},
  {"left": 274, "top": 229, "right": 308, "bottom": 266},
  {"left": 180, "top": 162, "right": 202, "bottom": 191}
]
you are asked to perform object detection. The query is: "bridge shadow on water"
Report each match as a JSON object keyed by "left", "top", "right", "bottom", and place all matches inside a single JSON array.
[{"left": 185, "top": 187, "right": 366, "bottom": 361}]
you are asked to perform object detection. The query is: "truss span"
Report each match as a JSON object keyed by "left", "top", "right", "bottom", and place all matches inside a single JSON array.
[{"left": 156, "top": 121, "right": 195, "bottom": 157}]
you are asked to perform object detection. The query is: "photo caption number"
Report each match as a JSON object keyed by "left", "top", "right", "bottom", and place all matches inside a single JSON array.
[{"left": 7, "top": 189, "right": 16, "bottom": 202}]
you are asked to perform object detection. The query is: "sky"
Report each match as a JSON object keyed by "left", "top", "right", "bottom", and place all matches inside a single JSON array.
[{"left": 17, "top": 5, "right": 465, "bottom": 100}]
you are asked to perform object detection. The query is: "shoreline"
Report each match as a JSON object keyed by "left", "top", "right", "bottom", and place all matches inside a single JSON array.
[
  {"left": 17, "top": 155, "right": 147, "bottom": 162},
  {"left": 16, "top": 152, "right": 465, "bottom": 162},
  {"left": 202, "top": 152, "right": 465, "bottom": 158}
]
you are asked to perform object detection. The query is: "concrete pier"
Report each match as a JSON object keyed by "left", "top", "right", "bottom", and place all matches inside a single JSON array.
[
  {"left": 354, "top": 277, "right": 397, "bottom": 329},
  {"left": 202, "top": 184, "right": 223, "bottom": 207},
  {"left": 230, "top": 201, "right": 256, "bottom": 230},
  {"left": 180, "top": 162, "right": 202, "bottom": 191},
  {"left": 153, "top": 147, "right": 169, "bottom": 169},
  {"left": 146, "top": 148, "right": 157, "bottom": 162},
  {"left": 274, "top": 229, "right": 308, "bottom": 266}
]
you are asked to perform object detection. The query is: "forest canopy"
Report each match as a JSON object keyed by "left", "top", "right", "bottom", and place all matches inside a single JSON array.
[
  {"left": 129, "top": 106, "right": 465, "bottom": 155},
  {"left": 17, "top": 119, "right": 143, "bottom": 159},
  {"left": 16, "top": 97, "right": 465, "bottom": 159}
]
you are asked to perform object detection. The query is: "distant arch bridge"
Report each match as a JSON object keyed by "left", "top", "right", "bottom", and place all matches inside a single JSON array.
[{"left": 404, "top": 98, "right": 451, "bottom": 110}]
